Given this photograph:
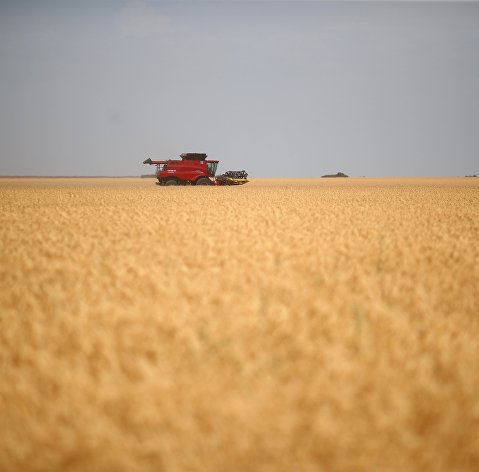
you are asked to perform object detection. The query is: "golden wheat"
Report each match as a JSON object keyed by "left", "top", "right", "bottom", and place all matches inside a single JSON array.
[{"left": 1, "top": 177, "right": 478, "bottom": 471}]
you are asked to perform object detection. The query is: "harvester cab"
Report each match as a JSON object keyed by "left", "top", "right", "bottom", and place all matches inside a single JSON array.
[{"left": 143, "top": 153, "right": 248, "bottom": 186}]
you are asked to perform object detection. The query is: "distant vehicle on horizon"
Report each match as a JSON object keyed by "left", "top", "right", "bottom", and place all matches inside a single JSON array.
[{"left": 321, "top": 172, "right": 349, "bottom": 178}]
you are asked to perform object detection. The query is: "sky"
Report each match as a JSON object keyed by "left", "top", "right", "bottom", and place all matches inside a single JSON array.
[{"left": 0, "top": 0, "right": 478, "bottom": 177}]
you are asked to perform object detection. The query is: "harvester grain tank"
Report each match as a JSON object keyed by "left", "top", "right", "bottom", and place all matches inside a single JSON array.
[{"left": 143, "top": 153, "right": 248, "bottom": 186}]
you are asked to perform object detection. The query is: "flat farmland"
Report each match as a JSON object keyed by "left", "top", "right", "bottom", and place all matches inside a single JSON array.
[{"left": 1, "top": 177, "right": 478, "bottom": 471}]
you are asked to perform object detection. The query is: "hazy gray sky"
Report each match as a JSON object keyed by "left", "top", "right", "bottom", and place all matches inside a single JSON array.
[{"left": 1, "top": 0, "right": 478, "bottom": 177}]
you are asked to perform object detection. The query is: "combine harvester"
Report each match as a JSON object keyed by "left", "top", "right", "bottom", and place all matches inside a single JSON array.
[{"left": 143, "top": 153, "right": 248, "bottom": 186}]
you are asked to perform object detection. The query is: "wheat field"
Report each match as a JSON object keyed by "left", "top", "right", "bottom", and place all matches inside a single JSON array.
[{"left": 0, "top": 177, "right": 478, "bottom": 471}]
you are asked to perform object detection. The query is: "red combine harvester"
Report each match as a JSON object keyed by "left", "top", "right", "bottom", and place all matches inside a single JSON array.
[{"left": 143, "top": 153, "right": 248, "bottom": 186}]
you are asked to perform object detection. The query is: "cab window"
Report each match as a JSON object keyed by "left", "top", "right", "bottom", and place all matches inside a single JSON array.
[{"left": 206, "top": 162, "right": 218, "bottom": 176}]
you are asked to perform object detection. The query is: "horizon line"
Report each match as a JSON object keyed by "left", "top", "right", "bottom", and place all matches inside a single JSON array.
[{"left": 0, "top": 175, "right": 477, "bottom": 179}]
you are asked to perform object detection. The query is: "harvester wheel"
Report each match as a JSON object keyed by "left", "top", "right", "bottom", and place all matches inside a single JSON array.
[
  {"left": 165, "top": 179, "right": 178, "bottom": 186},
  {"left": 196, "top": 177, "right": 212, "bottom": 186}
]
